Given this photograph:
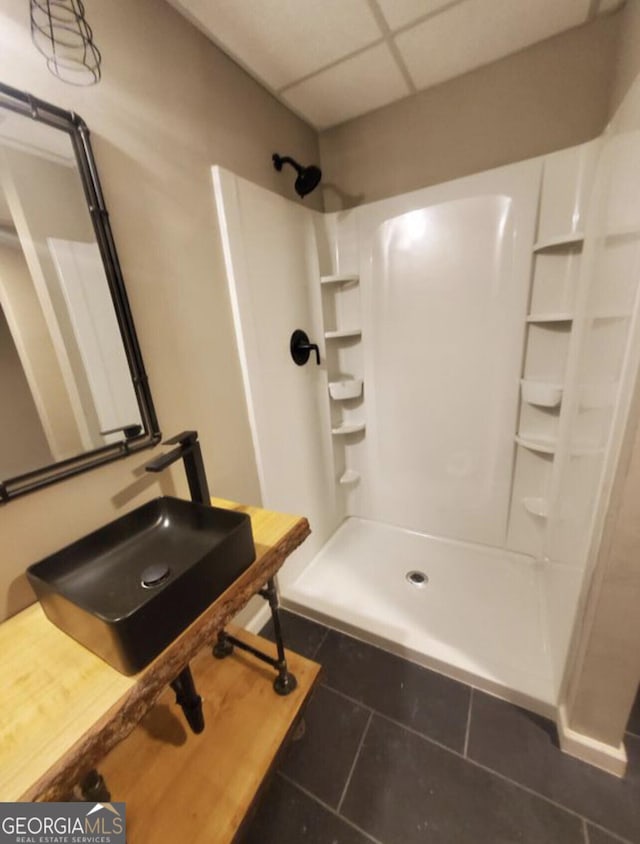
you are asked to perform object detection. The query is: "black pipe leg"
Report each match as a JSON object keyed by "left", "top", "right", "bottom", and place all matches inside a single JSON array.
[
  {"left": 264, "top": 578, "right": 297, "bottom": 696},
  {"left": 170, "top": 665, "right": 205, "bottom": 734},
  {"left": 79, "top": 769, "right": 111, "bottom": 802},
  {"left": 213, "top": 629, "right": 234, "bottom": 659},
  {"left": 211, "top": 580, "right": 297, "bottom": 695}
]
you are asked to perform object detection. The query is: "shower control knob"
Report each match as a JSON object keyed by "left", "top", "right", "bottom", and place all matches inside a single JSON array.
[{"left": 290, "top": 329, "right": 320, "bottom": 366}]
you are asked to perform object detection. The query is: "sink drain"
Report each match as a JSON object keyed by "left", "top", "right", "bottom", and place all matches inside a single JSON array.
[
  {"left": 141, "top": 563, "right": 171, "bottom": 588},
  {"left": 406, "top": 570, "right": 428, "bottom": 589}
]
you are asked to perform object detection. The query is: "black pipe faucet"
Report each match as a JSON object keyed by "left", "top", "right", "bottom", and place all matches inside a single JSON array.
[{"left": 144, "top": 430, "right": 211, "bottom": 507}]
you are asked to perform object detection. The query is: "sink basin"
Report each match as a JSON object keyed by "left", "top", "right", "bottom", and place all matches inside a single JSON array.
[{"left": 27, "top": 496, "right": 256, "bottom": 674}]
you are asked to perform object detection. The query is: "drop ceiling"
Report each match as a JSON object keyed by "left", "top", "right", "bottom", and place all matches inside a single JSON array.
[{"left": 167, "top": 0, "right": 625, "bottom": 130}]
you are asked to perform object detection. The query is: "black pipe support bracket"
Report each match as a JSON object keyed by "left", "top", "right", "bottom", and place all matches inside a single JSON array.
[
  {"left": 213, "top": 578, "right": 298, "bottom": 696},
  {"left": 170, "top": 665, "right": 205, "bottom": 734}
]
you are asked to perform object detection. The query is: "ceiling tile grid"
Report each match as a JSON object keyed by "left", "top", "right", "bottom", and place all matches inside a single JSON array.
[
  {"left": 395, "top": 0, "right": 593, "bottom": 92},
  {"left": 168, "top": 0, "right": 626, "bottom": 130},
  {"left": 375, "top": 0, "right": 461, "bottom": 31},
  {"left": 282, "top": 42, "right": 410, "bottom": 128}
]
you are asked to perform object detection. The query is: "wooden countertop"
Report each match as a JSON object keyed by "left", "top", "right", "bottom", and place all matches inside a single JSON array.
[
  {"left": 101, "top": 627, "right": 321, "bottom": 844},
  {"left": 0, "top": 498, "right": 310, "bottom": 803}
]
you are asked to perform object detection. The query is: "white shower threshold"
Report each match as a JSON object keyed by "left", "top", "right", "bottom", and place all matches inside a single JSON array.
[{"left": 282, "top": 517, "right": 558, "bottom": 718}]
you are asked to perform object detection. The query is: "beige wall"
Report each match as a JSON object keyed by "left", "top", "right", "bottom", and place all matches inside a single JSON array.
[
  {"left": 0, "top": 0, "right": 319, "bottom": 620},
  {"left": 608, "top": 0, "right": 640, "bottom": 116},
  {"left": 560, "top": 0, "right": 640, "bottom": 753},
  {"left": 319, "top": 15, "right": 621, "bottom": 212}
]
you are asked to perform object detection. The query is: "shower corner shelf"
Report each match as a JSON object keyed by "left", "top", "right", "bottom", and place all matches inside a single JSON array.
[
  {"left": 591, "top": 311, "right": 631, "bottom": 321},
  {"left": 522, "top": 497, "right": 549, "bottom": 518},
  {"left": 329, "top": 379, "right": 363, "bottom": 400},
  {"left": 515, "top": 434, "right": 603, "bottom": 457},
  {"left": 332, "top": 422, "right": 365, "bottom": 436},
  {"left": 320, "top": 273, "right": 359, "bottom": 285},
  {"left": 515, "top": 434, "right": 557, "bottom": 455},
  {"left": 526, "top": 312, "right": 573, "bottom": 324},
  {"left": 324, "top": 328, "right": 362, "bottom": 340},
  {"left": 520, "top": 379, "right": 563, "bottom": 408},
  {"left": 533, "top": 232, "right": 584, "bottom": 252},
  {"left": 339, "top": 469, "right": 360, "bottom": 485}
]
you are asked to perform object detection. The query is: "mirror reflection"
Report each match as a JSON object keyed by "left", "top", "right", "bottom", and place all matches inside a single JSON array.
[{"left": 0, "top": 110, "right": 141, "bottom": 480}]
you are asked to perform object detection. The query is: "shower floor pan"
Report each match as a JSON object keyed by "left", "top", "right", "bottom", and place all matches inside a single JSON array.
[{"left": 283, "top": 517, "right": 556, "bottom": 715}]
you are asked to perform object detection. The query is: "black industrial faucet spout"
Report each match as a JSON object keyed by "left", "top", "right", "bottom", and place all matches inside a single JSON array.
[{"left": 144, "top": 430, "right": 211, "bottom": 507}]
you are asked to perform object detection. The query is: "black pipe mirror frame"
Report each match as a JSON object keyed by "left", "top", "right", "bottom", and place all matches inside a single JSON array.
[{"left": 0, "top": 81, "right": 161, "bottom": 503}]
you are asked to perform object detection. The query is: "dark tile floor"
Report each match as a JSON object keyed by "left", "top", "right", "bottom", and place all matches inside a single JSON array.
[{"left": 243, "top": 610, "right": 640, "bottom": 844}]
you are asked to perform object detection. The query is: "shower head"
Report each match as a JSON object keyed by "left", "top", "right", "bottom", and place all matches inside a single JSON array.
[{"left": 272, "top": 153, "right": 322, "bottom": 198}]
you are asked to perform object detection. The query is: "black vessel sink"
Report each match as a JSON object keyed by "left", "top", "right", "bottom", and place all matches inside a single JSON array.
[{"left": 27, "top": 497, "right": 255, "bottom": 674}]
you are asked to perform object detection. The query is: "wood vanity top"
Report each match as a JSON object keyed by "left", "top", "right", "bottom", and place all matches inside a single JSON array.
[
  {"left": 0, "top": 498, "right": 310, "bottom": 803},
  {"left": 101, "top": 627, "right": 321, "bottom": 843}
]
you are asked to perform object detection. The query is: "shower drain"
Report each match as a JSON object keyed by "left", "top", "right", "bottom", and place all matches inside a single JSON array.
[{"left": 406, "top": 570, "right": 428, "bottom": 589}]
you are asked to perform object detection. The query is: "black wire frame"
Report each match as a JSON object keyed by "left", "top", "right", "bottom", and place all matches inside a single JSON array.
[
  {"left": 0, "top": 82, "right": 161, "bottom": 503},
  {"left": 29, "top": 0, "right": 102, "bottom": 86}
]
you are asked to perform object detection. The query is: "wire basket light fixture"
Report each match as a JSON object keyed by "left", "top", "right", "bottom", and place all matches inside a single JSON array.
[{"left": 30, "top": 0, "right": 102, "bottom": 86}]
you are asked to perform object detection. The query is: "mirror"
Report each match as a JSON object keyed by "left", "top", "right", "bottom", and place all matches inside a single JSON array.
[{"left": 0, "top": 82, "right": 160, "bottom": 501}]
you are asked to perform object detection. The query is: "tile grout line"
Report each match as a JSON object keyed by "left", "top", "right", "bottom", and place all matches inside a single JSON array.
[
  {"left": 378, "top": 710, "right": 637, "bottom": 844},
  {"left": 365, "top": 0, "right": 417, "bottom": 94},
  {"left": 291, "top": 619, "right": 633, "bottom": 843},
  {"left": 391, "top": 0, "right": 470, "bottom": 37},
  {"left": 337, "top": 710, "right": 374, "bottom": 814},
  {"left": 277, "top": 38, "right": 385, "bottom": 94},
  {"left": 587, "top": 821, "right": 636, "bottom": 844},
  {"left": 278, "top": 772, "right": 385, "bottom": 844},
  {"left": 463, "top": 687, "right": 473, "bottom": 757},
  {"left": 312, "top": 627, "right": 330, "bottom": 660},
  {"left": 320, "top": 681, "right": 375, "bottom": 714},
  {"left": 274, "top": 0, "right": 469, "bottom": 96},
  {"left": 583, "top": 818, "right": 590, "bottom": 844},
  {"left": 320, "top": 681, "right": 634, "bottom": 844}
]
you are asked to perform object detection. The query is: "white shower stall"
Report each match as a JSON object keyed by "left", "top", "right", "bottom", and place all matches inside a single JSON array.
[{"left": 212, "top": 108, "right": 640, "bottom": 717}]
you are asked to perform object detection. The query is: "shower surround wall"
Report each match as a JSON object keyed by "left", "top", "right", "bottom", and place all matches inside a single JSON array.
[
  {"left": 330, "top": 167, "right": 540, "bottom": 546},
  {"left": 213, "top": 136, "right": 640, "bottom": 715},
  {"left": 213, "top": 167, "right": 339, "bottom": 579}
]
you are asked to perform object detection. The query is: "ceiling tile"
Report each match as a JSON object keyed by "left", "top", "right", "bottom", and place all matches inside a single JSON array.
[
  {"left": 375, "top": 0, "right": 459, "bottom": 32},
  {"left": 396, "top": 0, "right": 591, "bottom": 91},
  {"left": 168, "top": 0, "right": 382, "bottom": 91},
  {"left": 281, "top": 43, "right": 410, "bottom": 129}
]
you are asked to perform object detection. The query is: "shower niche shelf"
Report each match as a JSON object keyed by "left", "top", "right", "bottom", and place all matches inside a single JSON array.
[
  {"left": 515, "top": 434, "right": 557, "bottom": 455},
  {"left": 516, "top": 433, "right": 602, "bottom": 457},
  {"left": 320, "top": 264, "right": 365, "bottom": 492},
  {"left": 508, "top": 141, "right": 601, "bottom": 560},
  {"left": 332, "top": 422, "right": 365, "bottom": 436},
  {"left": 526, "top": 313, "right": 573, "bottom": 324},
  {"left": 522, "top": 497, "right": 549, "bottom": 518},
  {"left": 591, "top": 311, "right": 631, "bottom": 321},
  {"left": 520, "top": 379, "right": 563, "bottom": 408},
  {"left": 329, "top": 379, "right": 363, "bottom": 400},
  {"left": 324, "top": 328, "right": 362, "bottom": 340},
  {"left": 533, "top": 232, "right": 584, "bottom": 252},
  {"left": 321, "top": 273, "right": 359, "bottom": 285}
]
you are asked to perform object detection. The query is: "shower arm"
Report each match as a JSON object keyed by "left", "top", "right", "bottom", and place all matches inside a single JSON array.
[{"left": 272, "top": 154, "right": 302, "bottom": 176}]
